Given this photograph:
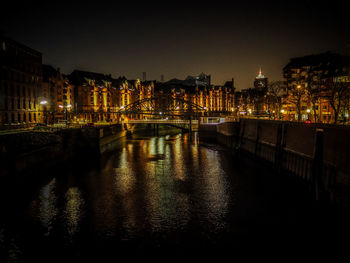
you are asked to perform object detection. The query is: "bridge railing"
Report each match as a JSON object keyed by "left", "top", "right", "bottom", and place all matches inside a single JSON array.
[{"left": 127, "top": 119, "right": 199, "bottom": 124}]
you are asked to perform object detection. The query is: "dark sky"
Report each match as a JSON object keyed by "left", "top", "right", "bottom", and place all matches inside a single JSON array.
[{"left": 1, "top": 1, "right": 349, "bottom": 90}]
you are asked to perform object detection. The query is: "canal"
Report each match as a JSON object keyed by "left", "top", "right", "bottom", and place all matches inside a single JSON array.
[{"left": 1, "top": 131, "right": 349, "bottom": 261}]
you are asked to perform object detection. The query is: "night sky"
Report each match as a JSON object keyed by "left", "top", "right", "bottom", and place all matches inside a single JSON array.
[{"left": 1, "top": 1, "right": 349, "bottom": 90}]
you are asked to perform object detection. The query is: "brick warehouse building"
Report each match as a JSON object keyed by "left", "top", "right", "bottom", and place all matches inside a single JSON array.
[{"left": 0, "top": 36, "right": 43, "bottom": 127}]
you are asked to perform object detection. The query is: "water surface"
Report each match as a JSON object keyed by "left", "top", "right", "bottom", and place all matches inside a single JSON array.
[{"left": 1, "top": 132, "right": 349, "bottom": 261}]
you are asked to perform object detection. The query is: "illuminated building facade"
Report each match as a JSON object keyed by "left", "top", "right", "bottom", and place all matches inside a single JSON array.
[
  {"left": 282, "top": 52, "right": 349, "bottom": 123},
  {"left": 68, "top": 71, "right": 155, "bottom": 122},
  {"left": 118, "top": 78, "right": 154, "bottom": 119},
  {"left": 69, "top": 70, "right": 119, "bottom": 123},
  {"left": 42, "top": 65, "right": 74, "bottom": 123},
  {"left": 155, "top": 73, "right": 235, "bottom": 116},
  {"left": 0, "top": 36, "right": 42, "bottom": 127}
]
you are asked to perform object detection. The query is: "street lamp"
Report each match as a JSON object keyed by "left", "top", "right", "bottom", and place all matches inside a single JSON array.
[
  {"left": 40, "top": 100, "right": 48, "bottom": 123},
  {"left": 59, "top": 104, "right": 71, "bottom": 123}
]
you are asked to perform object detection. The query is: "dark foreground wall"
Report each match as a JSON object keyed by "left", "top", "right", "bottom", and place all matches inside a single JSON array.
[{"left": 200, "top": 119, "right": 350, "bottom": 203}]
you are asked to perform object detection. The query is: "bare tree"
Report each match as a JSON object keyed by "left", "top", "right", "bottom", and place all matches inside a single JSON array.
[
  {"left": 266, "top": 81, "right": 284, "bottom": 119},
  {"left": 286, "top": 83, "right": 307, "bottom": 122},
  {"left": 304, "top": 70, "right": 323, "bottom": 122},
  {"left": 327, "top": 79, "right": 350, "bottom": 124}
]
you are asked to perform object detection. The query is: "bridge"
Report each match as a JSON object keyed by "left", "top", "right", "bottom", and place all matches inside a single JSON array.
[
  {"left": 128, "top": 119, "right": 198, "bottom": 124},
  {"left": 127, "top": 119, "right": 199, "bottom": 132},
  {"left": 116, "top": 95, "right": 233, "bottom": 132},
  {"left": 117, "top": 95, "right": 206, "bottom": 117}
]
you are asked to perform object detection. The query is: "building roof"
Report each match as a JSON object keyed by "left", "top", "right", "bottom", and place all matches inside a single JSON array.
[
  {"left": 68, "top": 70, "right": 113, "bottom": 86},
  {"left": 165, "top": 73, "right": 211, "bottom": 87},
  {"left": 42, "top": 64, "right": 58, "bottom": 81},
  {"left": 0, "top": 35, "right": 42, "bottom": 58},
  {"left": 283, "top": 51, "right": 349, "bottom": 74}
]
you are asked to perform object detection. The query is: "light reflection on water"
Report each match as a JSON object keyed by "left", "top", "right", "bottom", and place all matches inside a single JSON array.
[
  {"left": 27, "top": 132, "right": 232, "bottom": 241},
  {"left": 36, "top": 178, "right": 57, "bottom": 236},
  {"left": 2, "top": 131, "right": 348, "bottom": 261}
]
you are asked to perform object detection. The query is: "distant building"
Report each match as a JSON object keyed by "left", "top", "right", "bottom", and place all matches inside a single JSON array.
[
  {"left": 142, "top": 72, "right": 146, "bottom": 81},
  {"left": 155, "top": 73, "right": 234, "bottom": 114},
  {"left": 252, "top": 68, "right": 268, "bottom": 116},
  {"left": 254, "top": 67, "right": 268, "bottom": 90},
  {"left": 68, "top": 70, "right": 154, "bottom": 122},
  {"left": 234, "top": 69, "right": 269, "bottom": 117},
  {"left": 0, "top": 36, "right": 42, "bottom": 126},
  {"left": 41, "top": 65, "right": 74, "bottom": 123},
  {"left": 68, "top": 70, "right": 118, "bottom": 122},
  {"left": 283, "top": 51, "right": 349, "bottom": 123},
  {"left": 160, "top": 74, "right": 164, "bottom": 82}
]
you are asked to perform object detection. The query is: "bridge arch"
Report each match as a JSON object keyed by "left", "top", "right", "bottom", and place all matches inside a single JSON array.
[{"left": 117, "top": 95, "right": 206, "bottom": 118}]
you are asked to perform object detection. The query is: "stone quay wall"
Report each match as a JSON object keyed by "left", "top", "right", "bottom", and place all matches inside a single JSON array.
[
  {"left": 200, "top": 119, "right": 350, "bottom": 203},
  {"left": 0, "top": 124, "right": 123, "bottom": 176}
]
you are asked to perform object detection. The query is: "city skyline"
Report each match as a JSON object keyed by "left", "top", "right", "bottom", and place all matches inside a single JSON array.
[{"left": 1, "top": 1, "right": 349, "bottom": 90}]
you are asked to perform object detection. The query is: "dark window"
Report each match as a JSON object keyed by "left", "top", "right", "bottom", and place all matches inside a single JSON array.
[
  {"left": 23, "top": 99, "right": 26, "bottom": 109},
  {"left": 17, "top": 99, "right": 20, "bottom": 109},
  {"left": 18, "top": 113, "right": 21, "bottom": 123},
  {"left": 28, "top": 113, "right": 32, "bottom": 122},
  {"left": 11, "top": 98, "right": 14, "bottom": 110}
]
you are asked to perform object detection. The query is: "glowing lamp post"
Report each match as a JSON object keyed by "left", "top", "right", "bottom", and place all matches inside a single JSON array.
[
  {"left": 59, "top": 104, "right": 72, "bottom": 123},
  {"left": 280, "top": 109, "right": 285, "bottom": 120},
  {"left": 40, "top": 100, "right": 48, "bottom": 124}
]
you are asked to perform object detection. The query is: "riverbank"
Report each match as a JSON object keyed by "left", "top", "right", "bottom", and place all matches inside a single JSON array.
[
  {"left": 0, "top": 123, "right": 189, "bottom": 178},
  {"left": 199, "top": 119, "right": 350, "bottom": 205}
]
